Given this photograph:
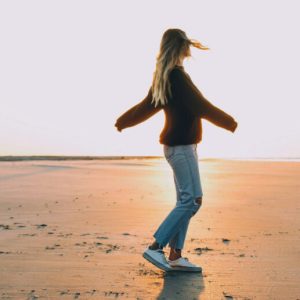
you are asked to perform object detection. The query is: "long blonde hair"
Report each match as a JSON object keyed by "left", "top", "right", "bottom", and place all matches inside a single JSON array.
[{"left": 151, "top": 28, "right": 209, "bottom": 108}]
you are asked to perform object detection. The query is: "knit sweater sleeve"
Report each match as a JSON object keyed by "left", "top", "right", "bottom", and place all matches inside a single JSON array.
[
  {"left": 171, "top": 69, "right": 237, "bottom": 131},
  {"left": 115, "top": 86, "right": 162, "bottom": 130}
]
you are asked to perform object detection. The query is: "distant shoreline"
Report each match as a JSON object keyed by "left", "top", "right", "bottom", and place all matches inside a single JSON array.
[
  {"left": 0, "top": 156, "right": 161, "bottom": 162},
  {"left": 0, "top": 156, "right": 299, "bottom": 162}
]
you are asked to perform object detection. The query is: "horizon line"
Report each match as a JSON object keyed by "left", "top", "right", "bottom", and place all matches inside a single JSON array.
[{"left": 0, "top": 155, "right": 299, "bottom": 162}]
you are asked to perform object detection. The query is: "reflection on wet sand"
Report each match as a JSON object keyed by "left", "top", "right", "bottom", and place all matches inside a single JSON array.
[{"left": 157, "top": 272, "right": 204, "bottom": 300}]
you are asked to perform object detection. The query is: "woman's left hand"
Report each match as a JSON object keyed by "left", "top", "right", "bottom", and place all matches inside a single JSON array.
[{"left": 114, "top": 121, "right": 122, "bottom": 132}]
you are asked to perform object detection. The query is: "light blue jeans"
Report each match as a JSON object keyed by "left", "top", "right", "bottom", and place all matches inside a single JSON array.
[{"left": 153, "top": 144, "right": 203, "bottom": 250}]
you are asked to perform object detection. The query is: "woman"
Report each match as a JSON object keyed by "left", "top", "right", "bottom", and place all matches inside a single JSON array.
[{"left": 114, "top": 28, "right": 238, "bottom": 272}]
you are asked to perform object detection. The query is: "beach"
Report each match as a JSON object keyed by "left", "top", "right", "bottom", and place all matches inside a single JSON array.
[{"left": 0, "top": 158, "right": 299, "bottom": 299}]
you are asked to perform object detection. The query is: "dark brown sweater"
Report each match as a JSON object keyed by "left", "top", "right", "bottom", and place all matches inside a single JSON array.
[{"left": 115, "top": 66, "right": 237, "bottom": 146}]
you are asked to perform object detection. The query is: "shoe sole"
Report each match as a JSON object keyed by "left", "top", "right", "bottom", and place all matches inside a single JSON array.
[
  {"left": 168, "top": 265, "right": 202, "bottom": 272},
  {"left": 142, "top": 252, "right": 172, "bottom": 272}
]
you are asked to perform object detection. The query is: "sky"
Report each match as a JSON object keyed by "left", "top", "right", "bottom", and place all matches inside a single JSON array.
[{"left": 0, "top": 0, "right": 299, "bottom": 158}]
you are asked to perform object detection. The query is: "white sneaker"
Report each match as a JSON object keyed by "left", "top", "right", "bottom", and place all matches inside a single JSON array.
[
  {"left": 143, "top": 247, "right": 173, "bottom": 271},
  {"left": 167, "top": 257, "right": 202, "bottom": 272}
]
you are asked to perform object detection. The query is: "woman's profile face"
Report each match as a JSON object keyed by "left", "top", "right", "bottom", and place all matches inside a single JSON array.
[
  {"left": 186, "top": 46, "right": 191, "bottom": 58},
  {"left": 182, "top": 44, "right": 191, "bottom": 60}
]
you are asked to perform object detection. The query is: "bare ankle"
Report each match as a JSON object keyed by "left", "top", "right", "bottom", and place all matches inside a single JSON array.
[
  {"left": 169, "top": 248, "right": 182, "bottom": 260},
  {"left": 149, "top": 241, "right": 163, "bottom": 250}
]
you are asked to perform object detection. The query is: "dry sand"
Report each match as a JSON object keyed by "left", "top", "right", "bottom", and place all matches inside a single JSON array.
[{"left": 0, "top": 158, "right": 299, "bottom": 299}]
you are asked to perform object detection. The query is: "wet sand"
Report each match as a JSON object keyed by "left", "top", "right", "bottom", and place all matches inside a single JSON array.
[{"left": 0, "top": 158, "right": 299, "bottom": 299}]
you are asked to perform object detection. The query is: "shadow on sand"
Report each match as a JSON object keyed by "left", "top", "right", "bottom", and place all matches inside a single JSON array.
[{"left": 156, "top": 271, "right": 204, "bottom": 300}]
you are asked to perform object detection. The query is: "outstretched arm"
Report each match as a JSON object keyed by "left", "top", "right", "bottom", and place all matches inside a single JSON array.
[
  {"left": 114, "top": 86, "right": 162, "bottom": 131},
  {"left": 171, "top": 69, "right": 238, "bottom": 132}
]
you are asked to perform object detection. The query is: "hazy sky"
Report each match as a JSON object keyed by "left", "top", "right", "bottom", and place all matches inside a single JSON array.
[{"left": 1, "top": 0, "right": 299, "bottom": 158}]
